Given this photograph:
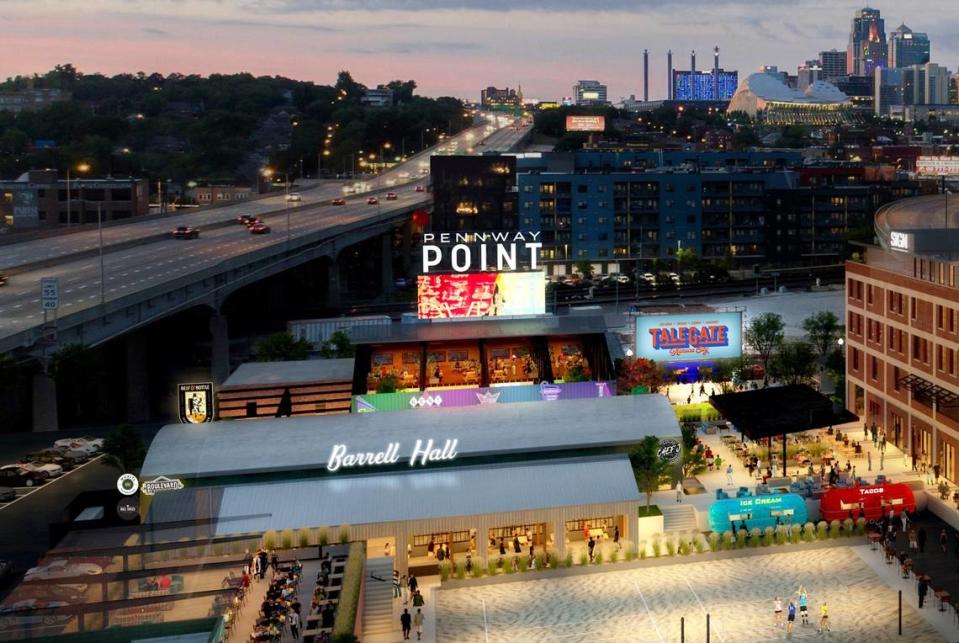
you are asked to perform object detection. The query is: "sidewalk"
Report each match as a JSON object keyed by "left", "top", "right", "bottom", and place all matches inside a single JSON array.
[{"left": 364, "top": 574, "right": 441, "bottom": 643}]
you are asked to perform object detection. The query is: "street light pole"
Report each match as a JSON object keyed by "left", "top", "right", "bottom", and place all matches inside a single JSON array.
[{"left": 66, "top": 167, "right": 71, "bottom": 228}]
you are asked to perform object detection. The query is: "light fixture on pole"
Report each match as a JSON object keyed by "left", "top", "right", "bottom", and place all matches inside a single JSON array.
[{"left": 66, "top": 162, "right": 90, "bottom": 227}]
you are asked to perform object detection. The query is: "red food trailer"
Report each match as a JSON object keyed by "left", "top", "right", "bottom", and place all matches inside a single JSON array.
[{"left": 820, "top": 483, "right": 916, "bottom": 522}]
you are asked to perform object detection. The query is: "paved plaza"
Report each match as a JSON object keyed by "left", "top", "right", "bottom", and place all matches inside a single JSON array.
[{"left": 435, "top": 547, "right": 944, "bottom": 642}]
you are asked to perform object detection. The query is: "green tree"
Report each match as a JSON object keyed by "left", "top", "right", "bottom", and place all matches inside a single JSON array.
[
  {"left": 630, "top": 436, "right": 672, "bottom": 510},
  {"left": 744, "top": 312, "right": 785, "bottom": 385},
  {"left": 254, "top": 333, "right": 312, "bottom": 362},
  {"left": 675, "top": 247, "right": 699, "bottom": 274},
  {"left": 680, "top": 423, "right": 706, "bottom": 479},
  {"left": 101, "top": 425, "right": 146, "bottom": 474},
  {"left": 319, "top": 331, "right": 355, "bottom": 359},
  {"left": 573, "top": 260, "right": 594, "bottom": 280},
  {"left": 802, "top": 311, "right": 841, "bottom": 362},
  {"left": 770, "top": 341, "right": 817, "bottom": 386}
]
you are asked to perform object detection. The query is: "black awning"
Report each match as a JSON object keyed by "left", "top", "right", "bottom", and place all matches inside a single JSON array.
[
  {"left": 900, "top": 374, "right": 959, "bottom": 408},
  {"left": 708, "top": 384, "right": 858, "bottom": 440}
]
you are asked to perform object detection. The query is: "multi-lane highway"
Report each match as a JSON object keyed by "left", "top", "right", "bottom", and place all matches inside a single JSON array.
[{"left": 0, "top": 114, "right": 531, "bottom": 349}]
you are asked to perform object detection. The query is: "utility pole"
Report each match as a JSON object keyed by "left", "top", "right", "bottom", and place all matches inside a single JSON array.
[
  {"left": 66, "top": 167, "right": 72, "bottom": 227},
  {"left": 157, "top": 179, "right": 163, "bottom": 214}
]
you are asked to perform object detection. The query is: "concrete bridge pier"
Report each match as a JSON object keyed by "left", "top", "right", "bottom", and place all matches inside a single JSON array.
[
  {"left": 125, "top": 332, "right": 151, "bottom": 424},
  {"left": 381, "top": 233, "right": 394, "bottom": 296},
  {"left": 326, "top": 259, "right": 341, "bottom": 309},
  {"left": 210, "top": 313, "right": 230, "bottom": 386},
  {"left": 32, "top": 374, "right": 58, "bottom": 432}
]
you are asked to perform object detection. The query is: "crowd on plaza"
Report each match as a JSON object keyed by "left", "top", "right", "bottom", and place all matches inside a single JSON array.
[{"left": 242, "top": 548, "right": 305, "bottom": 641}]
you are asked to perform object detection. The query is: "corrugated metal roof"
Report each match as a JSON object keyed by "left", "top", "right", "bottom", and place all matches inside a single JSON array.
[
  {"left": 348, "top": 314, "right": 608, "bottom": 345},
  {"left": 221, "top": 358, "right": 355, "bottom": 389},
  {"left": 141, "top": 395, "right": 679, "bottom": 480},
  {"left": 147, "top": 456, "right": 640, "bottom": 535}
]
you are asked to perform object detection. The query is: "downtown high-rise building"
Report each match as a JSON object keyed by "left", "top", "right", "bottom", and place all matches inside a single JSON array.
[
  {"left": 572, "top": 80, "right": 608, "bottom": 106},
  {"left": 888, "top": 23, "right": 930, "bottom": 68},
  {"left": 797, "top": 60, "right": 823, "bottom": 90},
  {"left": 848, "top": 8, "right": 887, "bottom": 76},
  {"left": 819, "top": 50, "right": 847, "bottom": 81}
]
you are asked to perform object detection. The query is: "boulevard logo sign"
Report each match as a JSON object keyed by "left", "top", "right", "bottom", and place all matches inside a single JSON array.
[
  {"left": 178, "top": 382, "right": 214, "bottom": 424},
  {"left": 657, "top": 439, "right": 681, "bottom": 464},
  {"left": 140, "top": 476, "right": 185, "bottom": 496}
]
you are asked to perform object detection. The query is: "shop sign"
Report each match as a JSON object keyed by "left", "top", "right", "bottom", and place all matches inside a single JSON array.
[
  {"left": 708, "top": 493, "right": 808, "bottom": 533},
  {"left": 178, "top": 382, "right": 214, "bottom": 423},
  {"left": 352, "top": 380, "right": 615, "bottom": 413},
  {"left": 657, "top": 439, "right": 681, "bottom": 463},
  {"left": 326, "top": 438, "right": 458, "bottom": 472},
  {"left": 421, "top": 231, "right": 541, "bottom": 273},
  {"left": 140, "top": 476, "right": 185, "bottom": 496}
]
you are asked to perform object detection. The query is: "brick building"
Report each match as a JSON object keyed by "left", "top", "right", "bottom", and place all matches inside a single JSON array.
[{"left": 845, "top": 194, "right": 959, "bottom": 480}]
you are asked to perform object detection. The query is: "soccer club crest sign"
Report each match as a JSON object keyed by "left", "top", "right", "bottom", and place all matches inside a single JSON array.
[{"left": 178, "top": 383, "right": 214, "bottom": 424}]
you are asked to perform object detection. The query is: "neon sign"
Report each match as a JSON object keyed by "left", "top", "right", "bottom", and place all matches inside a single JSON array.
[
  {"left": 421, "top": 231, "right": 541, "bottom": 273},
  {"left": 889, "top": 231, "right": 910, "bottom": 252},
  {"left": 326, "top": 439, "right": 458, "bottom": 472}
]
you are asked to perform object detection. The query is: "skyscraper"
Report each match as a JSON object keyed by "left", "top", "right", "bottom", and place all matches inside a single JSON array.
[
  {"left": 819, "top": 50, "right": 847, "bottom": 81},
  {"left": 797, "top": 61, "right": 823, "bottom": 91},
  {"left": 888, "top": 24, "right": 930, "bottom": 68},
  {"left": 572, "top": 80, "right": 608, "bottom": 106},
  {"left": 847, "top": 8, "right": 887, "bottom": 76}
]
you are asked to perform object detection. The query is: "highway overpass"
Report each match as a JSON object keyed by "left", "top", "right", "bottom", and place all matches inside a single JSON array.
[{"left": 0, "top": 115, "right": 531, "bottom": 358}]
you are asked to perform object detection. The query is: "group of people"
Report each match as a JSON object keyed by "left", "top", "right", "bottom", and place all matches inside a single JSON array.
[
  {"left": 392, "top": 571, "right": 426, "bottom": 640},
  {"left": 772, "top": 585, "right": 829, "bottom": 636},
  {"left": 247, "top": 554, "right": 303, "bottom": 641}
]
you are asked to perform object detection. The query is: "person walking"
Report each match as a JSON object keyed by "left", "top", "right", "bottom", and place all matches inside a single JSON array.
[
  {"left": 393, "top": 569, "right": 401, "bottom": 599},
  {"left": 408, "top": 573, "right": 418, "bottom": 597},
  {"left": 289, "top": 609, "right": 300, "bottom": 640},
  {"left": 940, "top": 528, "right": 949, "bottom": 553},
  {"left": 413, "top": 608, "right": 424, "bottom": 640},
  {"left": 867, "top": 450, "right": 872, "bottom": 471},
  {"left": 919, "top": 577, "right": 929, "bottom": 609},
  {"left": 726, "top": 463, "right": 734, "bottom": 486},
  {"left": 675, "top": 479, "right": 684, "bottom": 503},
  {"left": 773, "top": 596, "right": 784, "bottom": 628},
  {"left": 587, "top": 536, "right": 596, "bottom": 562},
  {"left": 786, "top": 601, "right": 797, "bottom": 636},
  {"left": 613, "top": 525, "right": 621, "bottom": 550},
  {"left": 400, "top": 608, "right": 412, "bottom": 640},
  {"left": 935, "top": 463, "right": 941, "bottom": 483},
  {"left": 880, "top": 451, "right": 884, "bottom": 471},
  {"left": 818, "top": 602, "right": 830, "bottom": 633}
]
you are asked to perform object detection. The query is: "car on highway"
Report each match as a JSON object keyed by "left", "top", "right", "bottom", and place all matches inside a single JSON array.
[
  {"left": 414, "top": 185, "right": 426, "bottom": 192},
  {"left": 54, "top": 437, "right": 103, "bottom": 452},
  {"left": 385, "top": 192, "right": 397, "bottom": 200},
  {"left": 237, "top": 214, "right": 256, "bottom": 226},
  {"left": 20, "top": 453, "right": 74, "bottom": 472},
  {"left": 367, "top": 197, "right": 379, "bottom": 205},
  {"left": 0, "top": 599, "right": 73, "bottom": 631},
  {"left": 250, "top": 223, "right": 271, "bottom": 235},
  {"left": 0, "top": 487, "right": 15, "bottom": 502},
  {"left": 0, "top": 467, "right": 44, "bottom": 488},
  {"left": 0, "top": 273, "right": 7, "bottom": 287},
  {"left": 331, "top": 198, "right": 346, "bottom": 206},
  {"left": 7, "top": 462, "right": 63, "bottom": 479},
  {"left": 285, "top": 193, "right": 302, "bottom": 202},
  {"left": 171, "top": 226, "right": 199, "bottom": 240}
]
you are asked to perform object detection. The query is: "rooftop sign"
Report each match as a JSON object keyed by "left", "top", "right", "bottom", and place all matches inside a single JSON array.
[
  {"left": 326, "top": 438, "right": 458, "bottom": 472},
  {"left": 421, "top": 232, "right": 541, "bottom": 273},
  {"left": 889, "top": 231, "right": 911, "bottom": 252}
]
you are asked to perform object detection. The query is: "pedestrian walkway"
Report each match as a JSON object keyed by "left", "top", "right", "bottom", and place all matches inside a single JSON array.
[{"left": 365, "top": 574, "right": 441, "bottom": 643}]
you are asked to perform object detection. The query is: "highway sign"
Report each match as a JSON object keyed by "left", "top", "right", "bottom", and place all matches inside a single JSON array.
[{"left": 40, "top": 277, "right": 59, "bottom": 311}]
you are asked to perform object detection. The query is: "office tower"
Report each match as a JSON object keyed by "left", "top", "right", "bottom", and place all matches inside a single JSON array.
[
  {"left": 888, "top": 24, "right": 931, "bottom": 68},
  {"left": 572, "top": 80, "right": 608, "bottom": 105},
  {"left": 797, "top": 61, "right": 823, "bottom": 90},
  {"left": 667, "top": 50, "right": 674, "bottom": 100},
  {"left": 848, "top": 8, "right": 887, "bottom": 76},
  {"left": 643, "top": 49, "right": 649, "bottom": 101},
  {"left": 819, "top": 50, "right": 847, "bottom": 81},
  {"left": 924, "top": 63, "right": 950, "bottom": 104},
  {"left": 713, "top": 46, "right": 720, "bottom": 102}
]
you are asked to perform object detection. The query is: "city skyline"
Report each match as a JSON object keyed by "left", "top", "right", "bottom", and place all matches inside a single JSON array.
[{"left": 4, "top": 0, "right": 959, "bottom": 101}]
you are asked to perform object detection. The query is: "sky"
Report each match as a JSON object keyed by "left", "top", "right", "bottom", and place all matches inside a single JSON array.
[{"left": 3, "top": 0, "right": 958, "bottom": 101}]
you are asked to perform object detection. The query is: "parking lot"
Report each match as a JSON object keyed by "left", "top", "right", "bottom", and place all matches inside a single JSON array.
[
  {"left": 435, "top": 547, "right": 943, "bottom": 642},
  {"left": 0, "top": 455, "right": 103, "bottom": 512}
]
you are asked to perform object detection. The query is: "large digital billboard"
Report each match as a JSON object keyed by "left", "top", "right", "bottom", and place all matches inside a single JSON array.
[
  {"left": 565, "top": 115, "right": 605, "bottom": 132},
  {"left": 916, "top": 156, "right": 959, "bottom": 176},
  {"left": 634, "top": 312, "right": 742, "bottom": 362},
  {"left": 417, "top": 272, "right": 546, "bottom": 319}
]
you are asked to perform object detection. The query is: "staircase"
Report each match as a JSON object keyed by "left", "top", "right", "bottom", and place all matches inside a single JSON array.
[
  {"left": 660, "top": 504, "right": 698, "bottom": 533},
  {"left": 363, "top": 557, "right": 395, "bottom": 638}
]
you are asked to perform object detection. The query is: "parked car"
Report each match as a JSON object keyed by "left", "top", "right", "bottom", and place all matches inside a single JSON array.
[
  {"left": 331, "top": 198, "right": 346, "bottom": 206},
  {"left": 385, "top": 192, "right": 398, "bottom": 200},
  {"left": 250, "top": 223, "right": 271, "bottom": 235},
  {"left": 20, "top": 453, "right": 73, "bottom": 472},
  {"left": 7, "top": 462, "right": 62, "bottom": 479},
  {"left": 0, "top": 467, "right": 43, "bottom": 487},
  {"left": 367, "top": 197, "right": 379, "bottom": 205},
  {"left": 0, "top": 488, "right": 15, "bottom": 502},
  {"left": 25, "top": 560, "right": 102, "bottom": 586},
  {"left": 53, "top": 437, "right": 103, "bottom": 452},
  {"left": 171, "top": 226, "right": 199, "bottom": 240},
  {"left": 607, "top": 272, "right": 630, "bottom": 284},
  {"left": 0, "top": 599, "right": 73, "bottom": 631},
  {"left": 45, "top": 448, "right": 89, "bottom": 465},
  {"left": 236, "top": 214, "right": 255, "bottom": 226},
  {"left": 285, "top": 193, "right": 302, "bottom": 202}
]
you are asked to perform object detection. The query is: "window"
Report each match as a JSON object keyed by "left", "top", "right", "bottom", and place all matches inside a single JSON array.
[
  {"left": 866, "top": 284, "right": 873, "bottom": 305},
  {"left": 687, "top": 215, "right": 696, "bottom": 224},
  {"left": 852, "top": 348, "right": 860, "bottom": 371},
  {"left": 870, "top": 356, "right": 879, "bottom": 381},
  {"left": 577, "top": 184, "right": 588, "bottom": 193},
  {"left": 597, "top": 217, "right": 608, "bottom": 225},
  {"left": 893, "top": 366, "right": 901, "bottom": 391},
  {"left": 576, "top": 217, "right": 586, "bottom": 225}
]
